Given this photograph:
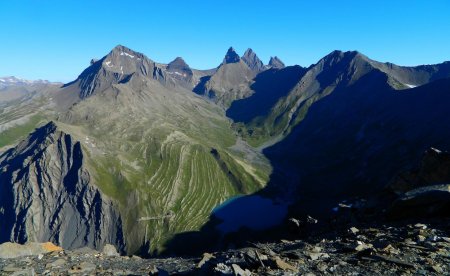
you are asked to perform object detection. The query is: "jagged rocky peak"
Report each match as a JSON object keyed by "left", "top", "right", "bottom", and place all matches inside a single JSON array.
[
  {"left": 223, "top": 47, "right": 241, "bottom": 64},
  {"left": 108, "top": 44, "right": 145, "bottom": 59},
  {"left": 268, "top": 56, "right": 285, "bottom": 69},
  {"left": 242, "top": 48, "right": 265, "bottom": 72},
  {"left": 69, "top": 45, "right": 167, "bottom": 98},
  {"left": 167, "top": 57, "right": 193, "bottom": 80},
  {"left": 101, "top": 45, "right": 154, "bottom": 73},
  {"left": 0, "top": 121, "right": 125, "bottom": 252},
  {"left": 168, "top": 57, "right": 190, "bottom": 70}
]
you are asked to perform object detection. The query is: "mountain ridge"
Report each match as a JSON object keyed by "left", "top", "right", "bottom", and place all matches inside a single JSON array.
[{"left": 1, "top": 45, "right": 450, "bottom": 257}]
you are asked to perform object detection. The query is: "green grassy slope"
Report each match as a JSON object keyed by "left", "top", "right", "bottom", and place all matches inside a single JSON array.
[{"left": 54, "top": 82, "right": 270, "bottom": 254}]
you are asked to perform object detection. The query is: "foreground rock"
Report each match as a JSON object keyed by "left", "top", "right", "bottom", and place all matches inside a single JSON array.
[
  {"left": 0, "top": 242, "right": 62, "bottom": 259},
  {"left": 388, "top": 184, "right": 450, "bottom": 219},
  {"left": 385, "top": 147, "right": 450, "bottom": 219},
  {"left": 1, "top": 218, "right": 449, "bottom": 275}
]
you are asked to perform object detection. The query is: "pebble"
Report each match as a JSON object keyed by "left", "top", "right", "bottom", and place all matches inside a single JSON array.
[
  {"left": 355, "top": 241, "right": 373, "bottom": 251},
  {"left": 350, "top": 227, "right": 360, "bottom": 234},
  {"left": 197, "top": 252, "right": 214, "bottom": 268},
  {"left": 432, "top": 265, "right": 444, "bottom": 274},
  {"left": 414, "top": 223, "right": 427, "bottom": 229},
  {"left": 273, "top": 256, "right": 298, "bottom": 272},
  {"left": 214, "top": 263, "right": 232, "bottom": 274},
  {"left": 45, "top": 258, "right": 66, "bottom": 268},
  {"left": 231, "top": 263, "right": 251, "bottom": 276}
]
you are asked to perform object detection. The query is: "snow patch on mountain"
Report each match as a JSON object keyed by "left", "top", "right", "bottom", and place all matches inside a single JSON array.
[{"left": 120, "top": 52, "right": 135, "bottom": 58}]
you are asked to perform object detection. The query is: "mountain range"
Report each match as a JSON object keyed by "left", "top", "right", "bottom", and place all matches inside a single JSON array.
[{"left": 1, "top": 45, "right": 449, "bottom": 256}]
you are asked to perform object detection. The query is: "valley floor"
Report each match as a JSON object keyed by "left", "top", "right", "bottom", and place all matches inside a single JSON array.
[{"left": 0, "top": 218, "right": 448, "bottom": 275}]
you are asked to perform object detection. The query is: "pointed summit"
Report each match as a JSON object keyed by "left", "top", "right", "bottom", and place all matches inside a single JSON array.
[
  {"left": 242, "top": 48, "right": 265, "bottom": 72},
  {"left": 167, "top": 57, "right": 190, "bottom": 71},
  {"left": 223, "top": 47, "right": 240, "bottom": 64},
  {"left": 167, "top": 57, "right": 193, "bottom": 82},
  {"left": 103, "top": 45, "right": 148, "bottom": 64},
  {"left": 268, "top": 56, "right": 285, "bottom": 69},
  {"left": 109, "top": 45, "right": 139, "bottom": 56},
  {"left": 67, "top": 45, "right": 162, "bottom": 99}
]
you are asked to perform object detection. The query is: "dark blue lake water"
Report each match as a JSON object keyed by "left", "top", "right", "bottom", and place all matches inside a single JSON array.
[{"left": 212, "top": 195, "right": 288, "bottom": 233}]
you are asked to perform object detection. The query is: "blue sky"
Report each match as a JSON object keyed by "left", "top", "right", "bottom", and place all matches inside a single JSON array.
[{"left": 1, "top": 0, "right": 449, "bottom": 82}]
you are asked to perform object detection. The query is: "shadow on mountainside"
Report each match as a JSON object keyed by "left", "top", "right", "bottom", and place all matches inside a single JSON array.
[
  {"left": 226, "top": 66, "right": 306, "bottom": 123},
  {"left": 163, "top": 73, "right": 450, "bottom": 256}
]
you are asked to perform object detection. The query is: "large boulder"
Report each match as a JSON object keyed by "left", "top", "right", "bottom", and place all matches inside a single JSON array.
[
  {"left": 0, "top": 242, "right": 62, "bottom": 259},
  {"left": 387, "top": 184, "right": 450, "bottom": 219},
  {"left": 388, "top": 148, "right": 450, "bottom": 195}
]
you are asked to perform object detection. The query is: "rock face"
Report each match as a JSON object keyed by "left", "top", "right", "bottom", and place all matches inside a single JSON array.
[
  {"left": 241, "top": 48, "right": 265, "bottom": 72},
  {"left": 388, "top": 184, "right": 450, "bottom": 219},
  {"left": 0, "top": 122, "right": 125, "bottom": 252},
  {"left": 166, "top": 57, "right": 193, "bottom": 83},
  {"left": 65, "top": 45, "right": 172, "bottom": 99},
  {"left": 387, "top": 147, "right": 450, "bottom": 219},
  {"left": 388, "top": 147, "right": 450, "bottom": 195},
  {"left": 223, "top": 47, "right": 241, "bottom": 64},
  {"left": 268, "top": 56, "right": 285, "bottom": 69},
  {"left": 194, "top": 47, "right": 256, "bottom": 106}
]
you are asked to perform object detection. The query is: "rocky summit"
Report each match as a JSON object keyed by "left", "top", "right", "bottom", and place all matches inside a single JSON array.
[
  {"left": 1, "top": 42, "right": 450, "bottom": 275},
  {"left": 223, "top": 47, "right": 241, "bottom": 64},
  {"left": 241, "top": 48, "right": 265, "bottom": 73},
  {"left": 268, "top": 56, "right": 285, "bottom": 69}
]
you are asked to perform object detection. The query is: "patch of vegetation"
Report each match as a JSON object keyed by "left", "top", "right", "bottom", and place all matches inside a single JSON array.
[{"left": 0, "top": 115, "right": 44, "bottom": 148}]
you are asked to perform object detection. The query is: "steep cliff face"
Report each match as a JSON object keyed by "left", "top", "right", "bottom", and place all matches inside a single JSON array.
[{"left": 0, "top": 122, "right": 125, "bottom": 252}]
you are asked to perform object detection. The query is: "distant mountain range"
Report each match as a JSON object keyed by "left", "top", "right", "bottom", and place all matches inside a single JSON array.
[
  {"left": 0, "top": 76, "right": 58, "bottom": 102},
  {"left": 0, "top": 45, "right": 449, "bottom": 256},
  {"left": 0, "top": 76, "right": 52, "bottom": 87}
]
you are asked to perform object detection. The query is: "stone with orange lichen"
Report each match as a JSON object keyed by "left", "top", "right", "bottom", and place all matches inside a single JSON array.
[
  {"left": 41, "top": 242, "right": 63, "bottom": 252},
  {"left": 0, "top": 242, "right": 63, "bottom": 259}
]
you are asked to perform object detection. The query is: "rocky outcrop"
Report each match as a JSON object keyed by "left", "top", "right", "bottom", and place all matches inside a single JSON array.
[
  {"left": 388, "top": 184, "right": 450, "bottom": 219},
  {"left": 386, "top": 147, "right": 450, "bottom": 219},
  {"left": 194, "top": 48, "right": 256, "bottom": 106},
  {"left": 268, "top": 56, "right": 285, "bottom": 69},
  {"left": 0, "top": 122, "right": 125, "bottom": 252},
  {"left": 166, "top": 57, "right": 194, "bottom": 83},
  {"left": 388, "top": 147, "right": 450, "bottom": 195},
  {"left": 241, "top": 48, "right": 265, "bottom": 72},
  {"left": 223, "top": 47, "right": 241, "bottom": 64}
]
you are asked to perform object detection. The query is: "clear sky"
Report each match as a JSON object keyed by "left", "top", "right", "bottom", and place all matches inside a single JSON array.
[{"left": 1, "top": 0, "right": 449, "bottom": 82}]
